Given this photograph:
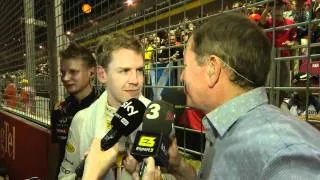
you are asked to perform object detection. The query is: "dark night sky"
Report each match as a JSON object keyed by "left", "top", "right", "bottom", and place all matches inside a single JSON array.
[{"left": 0, "top": 0, "right": 119, "bottom": 73}]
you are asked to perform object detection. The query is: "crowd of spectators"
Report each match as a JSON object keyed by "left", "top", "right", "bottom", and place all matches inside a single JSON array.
[
  {"left": 0, "top": 70, "right": 25, "bottom": 90},
  {"left": 0, "top": 61, "right": 49, "bottom": 113},
  {"left": 247, "top": 0, "right": 320, "bottom": 115},
  {"left": 2, "top": 0, "right": 320, "bottom": 118},
  {"left": 234, "top": 0, "right": 320, "bottom": 54},
  {"left": 138, "top": 17, "right": 195, "bottom": 100},
  {"left": 36, "top": 62, "right": 49, "bottom": 75},
  {"left": 221, "top": 0, "right": 320, "bottom": 116},
  {"left": 0, "top": 70, "right": 36, "bottom": 113},
  {"left": 138, "top": 0, "right": 320, "bottom": 117},
  {"left": 0, "top": 61, "right": 49, "bottom": 90}
]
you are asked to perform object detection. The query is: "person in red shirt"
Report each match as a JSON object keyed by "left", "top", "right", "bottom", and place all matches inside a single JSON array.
[
  {"left": 260, "top": 0, "right": 297, "bottom": 105},
  {"left": 19, "top": 79, "right": 35, "bottom": 114},
  {"left": 4, "top": 76, "right": 17, "bottom": 109},
  {"left": 260, "top": 0, "right": 297, "bottom": 57}
]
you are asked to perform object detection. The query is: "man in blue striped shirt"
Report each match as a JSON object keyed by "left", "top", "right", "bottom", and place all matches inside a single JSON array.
[{"left": 170, "top": 12, "right": 320, "bottom": 180}]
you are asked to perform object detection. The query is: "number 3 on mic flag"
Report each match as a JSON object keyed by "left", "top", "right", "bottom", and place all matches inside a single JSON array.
[{"left": 145, "top": 103, "right": 160, "bottom": 119}]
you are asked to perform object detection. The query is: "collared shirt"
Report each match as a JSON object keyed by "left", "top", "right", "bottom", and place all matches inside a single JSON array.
[
  {"left": 64, "top": 87, "right": 101, "bottom": 117},
  {"left": 199, "top": 87, "right": 320, "bottom": 180},
  {"left": 51, "top": 87, "right": 101, "bottom": 175}
]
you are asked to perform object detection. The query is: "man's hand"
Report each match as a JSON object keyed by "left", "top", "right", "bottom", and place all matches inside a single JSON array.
[
  {"left": 168, "top": 137, "right": 182, "bottom": 169},
  {"left": 123, "top": 154, "right": 139, "bottom": 174},
  {"left": 282, "top": 40, "right": 295, "bottom": 47},
  {"left": 167, "top": 137, "right": 196, "bottom": 180},
  {"left": 82, "top": 138, "right": 119, "bottom": 180},
  {"left": 131, "top": 157, "right": 162, "bottom": 180},
  {"left": 142, "top": 157, "right": 162, "bottom": 180},
  {"left": 124, "top": 155, "right": 161, "bottom": 180},
  {"left": 170, "top": 51, "right": 180, "bottom": 61}
]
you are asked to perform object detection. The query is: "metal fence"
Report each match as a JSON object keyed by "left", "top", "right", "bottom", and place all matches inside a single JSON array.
[
  {"left": 1, "top": 0, "right": 320, "bottom": 171},
  {"left": 0, "top": 0, "right": 50, "bottom": 126}
]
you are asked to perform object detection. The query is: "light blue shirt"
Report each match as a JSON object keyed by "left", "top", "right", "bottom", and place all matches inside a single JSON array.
[{"left": 199, "top": 87, "right": 320, "bottom": 180}]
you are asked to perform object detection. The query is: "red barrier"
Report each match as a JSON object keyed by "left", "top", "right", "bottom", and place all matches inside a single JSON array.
[{"left": 0, "top": 110, "right": 51, "bottom": 180}]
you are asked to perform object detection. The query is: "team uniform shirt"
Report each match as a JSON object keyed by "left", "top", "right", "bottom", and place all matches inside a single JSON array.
[
  {"left": 51, "top": 88, "right": 101, "bottom": 165},
  {"left": 58, "top": 91, "right": 151, "bottom": 180},
  {"left": 51, "top": 88, "right": 101, "bottom": 143}
]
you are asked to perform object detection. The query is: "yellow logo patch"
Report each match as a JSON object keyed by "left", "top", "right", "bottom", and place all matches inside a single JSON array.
[
  {"left": 106, "top": 120, "right": 112, "bottom": 130},
  {"left": 138, "top": 136, "right": 156, "bottom": 147},
  {"left": 65, "top": 142, "right": 75, "bottom": 153}
]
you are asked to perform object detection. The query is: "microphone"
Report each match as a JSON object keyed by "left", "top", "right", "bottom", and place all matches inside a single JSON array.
[
  {"left": 100, "top": 98, "right": 147, "bottom": 149},
  {"left": 75, "top": 98, "right": 146, "bottom": 177},
  {"left": 130, "top": 100, "right": 175, "bottom": 170}
]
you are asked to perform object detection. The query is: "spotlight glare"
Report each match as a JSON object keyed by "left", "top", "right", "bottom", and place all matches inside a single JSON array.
[
  {"left": 82, "top": 3, "right": 92, "bottom": 14},
  {"left": 126, "top": 0, "right": 134, "bottom": 6}
]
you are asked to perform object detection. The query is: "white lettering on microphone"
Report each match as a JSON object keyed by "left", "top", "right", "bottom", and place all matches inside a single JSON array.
[
  {"left": 120, "top": 118, "right": 129, "bottom": 126},
  {"left": 121, "top": 101, "right": 139, "bottom": 116},
  {"left": 136, "top": 146, "right": 154, "bottom": 153}
]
